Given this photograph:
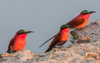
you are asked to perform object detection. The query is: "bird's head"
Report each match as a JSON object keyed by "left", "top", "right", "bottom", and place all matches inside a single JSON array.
[
  {"left": 81, "top": 10, "right": 96, "bottom": 15},
  {"left": 61, "top": 24, "right": 74, "bottom": 30},
  {"left": 17, "top": 29, "right": 34, "bottom": 35}
]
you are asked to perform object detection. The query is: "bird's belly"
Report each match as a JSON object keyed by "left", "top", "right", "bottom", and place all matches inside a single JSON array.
[
  {"left": 12, "top": 41, "right": 26, "bottom": 51},
  {"left": 76, "top": 20, "right": 88, "bottom": 29},
  {"left": 18, "top": 43, "right": 26, "bottom": 50},
  {"left": 61, "top": 33, "right": 69, "bottom": 41}
]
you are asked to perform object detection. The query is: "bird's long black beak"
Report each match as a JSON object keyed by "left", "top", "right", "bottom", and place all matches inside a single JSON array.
[
  {"left": 26, "top": 31, "right": 34, "bottom": 34},
  {"left": 89, "top": 11, "right": 96, "bottom": 14}
]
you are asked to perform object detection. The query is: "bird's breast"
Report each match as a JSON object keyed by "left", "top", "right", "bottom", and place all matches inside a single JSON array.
[
  {"left": 15, "top": 35, "right": 26, "bottom": 47},
  {"left": 75, "top": 14, "right": 90, "bottom": 29},
  {"left": 76, "top": 18, "right": 89, "bottom": 29},
  {"left": 61, "top": 32, "right": 69, "bottom": 41}
]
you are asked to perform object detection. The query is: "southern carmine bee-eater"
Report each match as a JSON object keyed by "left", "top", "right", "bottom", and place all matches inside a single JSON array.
[
  {"left": 39, "top": 10, "right": 96, "bottom": 47},
  {"left": 7, "top": 29, "right": 34, "bottom": 53},
  {"left": 67, "top": 10, "right": 96, "bottom": 29},
  {"left": 39, "top": 24, "right": 74, "bottom": 52}
]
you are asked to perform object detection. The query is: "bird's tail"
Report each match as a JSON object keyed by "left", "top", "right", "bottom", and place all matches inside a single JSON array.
[{"left": 39, "top": 35, "right": 56, "bottom": 48}]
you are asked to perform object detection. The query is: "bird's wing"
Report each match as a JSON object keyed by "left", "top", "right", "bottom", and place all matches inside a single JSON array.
[
  {"left": 45, "top": 33, "right": 62, "bottom": 52},
  {"left": 67, "top": 17, "right": 85, "bottom": 27},
  {"left": 7, "top": 38, "right": 15, "bottom": 52}
]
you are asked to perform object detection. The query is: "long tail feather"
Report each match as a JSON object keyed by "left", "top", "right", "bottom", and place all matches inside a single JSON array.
[{"left": 39, "top": 35, "right": 56, "bottom": 48}]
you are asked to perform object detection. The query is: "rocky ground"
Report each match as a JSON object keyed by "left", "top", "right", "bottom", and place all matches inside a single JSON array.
[
  {"left": 0, "top": 20, "right": 100, "bottom": 63},
  {"left": 1, "top": 42, "right": 100, "bottom": 63}
]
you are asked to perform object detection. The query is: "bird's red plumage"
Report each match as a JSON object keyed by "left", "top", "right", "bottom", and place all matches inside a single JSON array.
[
  {"left": 45, "top": 28, "right": 70, "bottom": 52},
  {"left": 67, "top": 11, "right": 90, "bottom": 29},
  {"left": 7, "top": 32, "right": 27, "bottom": 52}
]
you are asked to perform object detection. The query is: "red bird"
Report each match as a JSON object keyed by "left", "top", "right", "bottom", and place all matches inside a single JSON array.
[
  {"left": 7, "top": 29, "right": 34, "bottom": 53},
  {"left": 67, "top": 10, "right": 95, "bottom": 29},
  {"left": 40, "top": 24, "right": 73, "bottom": 52}
]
